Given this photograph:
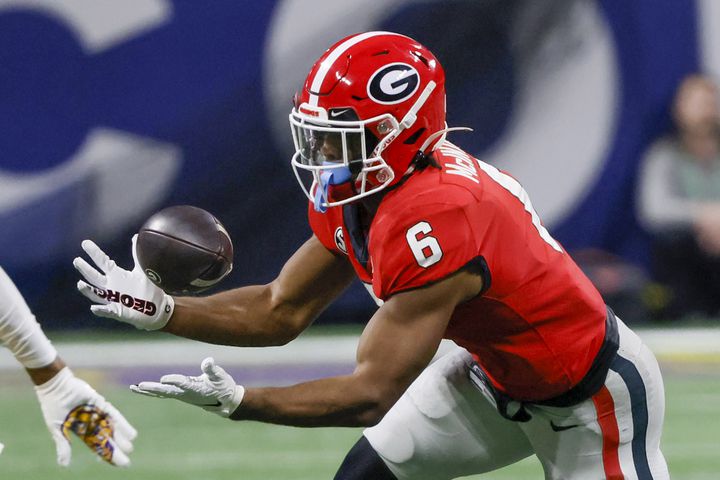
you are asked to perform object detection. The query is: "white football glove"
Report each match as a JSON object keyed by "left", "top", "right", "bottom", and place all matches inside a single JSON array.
[
  {"left": 34, "top": 367, "right": 137, "bottom": 467},
  {"left": 130, "top": 357, "right": 245, "bottom": 418},
  {"left": 73, "top": 235, "right": 174, "bottom": 330}
]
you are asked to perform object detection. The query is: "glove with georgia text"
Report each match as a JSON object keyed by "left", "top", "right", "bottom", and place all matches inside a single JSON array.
[
  {"left": 34, "top": 367, "right": 137, "bottom": 467},
  {"left": 130, "top": 357, "right": 245, "bottom": 418},
  {"left": 73, "top": 235, "right": 174, "bottom": 330}
]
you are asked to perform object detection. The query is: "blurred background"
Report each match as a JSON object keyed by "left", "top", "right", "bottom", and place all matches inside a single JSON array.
[
  {"left": 1, "top": 0, "right": 719, "bottom": 328},
  {"left": 1, "top": 1, "right": 720, "bottom": 479}
]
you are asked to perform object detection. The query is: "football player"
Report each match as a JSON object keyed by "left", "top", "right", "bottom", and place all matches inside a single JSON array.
[
  {"left": 0, "top": 266, "right": 136, "bottom": 466},
  {"left": 74, "top": 32, "right": 669, "bottom": 479}
]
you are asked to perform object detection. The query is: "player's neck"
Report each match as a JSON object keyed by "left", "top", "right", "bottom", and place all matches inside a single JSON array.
[{"left": 358, "top": 191, "right": 386, "bottom": 225}]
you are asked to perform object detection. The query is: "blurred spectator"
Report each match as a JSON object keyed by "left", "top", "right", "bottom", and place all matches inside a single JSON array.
[{"left": 638, "top": 74, "right": 720, "bottom": 319}]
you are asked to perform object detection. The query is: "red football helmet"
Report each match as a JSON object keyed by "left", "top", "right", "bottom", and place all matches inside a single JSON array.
[{"left": 289, "top": 31, "right": 447, "bottom": 211}]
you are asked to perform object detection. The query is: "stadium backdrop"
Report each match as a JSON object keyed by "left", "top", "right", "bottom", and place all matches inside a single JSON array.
[{"left": 1, "top": 0, "right": 718, "bottom": 328}]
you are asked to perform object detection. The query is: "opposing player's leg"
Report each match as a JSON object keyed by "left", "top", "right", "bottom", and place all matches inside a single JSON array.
[
  {"left": 523, "top": 316, "right": 669, "bottom": 479},
  {"left": 359, "top": 346, "right": 533, "bottom": 480}
]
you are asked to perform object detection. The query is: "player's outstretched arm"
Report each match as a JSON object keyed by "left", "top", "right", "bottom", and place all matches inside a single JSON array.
[
  {"left": 132, "top": 267, "right": 483, "bottom": 427},
  {"left": 232, "top": 268, "right": 482, "bottom": 426},
  {"left": 74, "top": 235, "right": 355, "bottom": 346},
  {"left": 165, "top": 235, "right": 355, "bottom": 346},
  {"left": 30, "top": 357, "right": 137, "bottom": 467},
  {"left": 0, "top": 266, "right": 136, "bottom": 466}
]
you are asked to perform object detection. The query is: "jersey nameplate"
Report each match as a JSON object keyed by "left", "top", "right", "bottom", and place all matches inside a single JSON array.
[{"left": 439, "top": 143, "right": 479, "bottom": 184}]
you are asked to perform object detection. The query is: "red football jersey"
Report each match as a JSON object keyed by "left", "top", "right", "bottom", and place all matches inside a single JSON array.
[{"left": 309, "top": 142, "right": 607, "bottom": 401}]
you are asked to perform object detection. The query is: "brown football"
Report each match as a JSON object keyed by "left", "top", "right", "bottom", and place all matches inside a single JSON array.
[{"left": 136, "top": 205, "right": 233, "bottom": 294}]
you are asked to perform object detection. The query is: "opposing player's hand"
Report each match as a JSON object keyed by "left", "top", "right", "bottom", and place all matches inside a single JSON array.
[
  {"left": 34, "top": 367, "right": 137, "bottom": 467},
  {"left": 73, "top": 235, "right": 174, "bottom": 330},
  {"left": 130, "top": 357, "right": 245, "bottom": 418}
]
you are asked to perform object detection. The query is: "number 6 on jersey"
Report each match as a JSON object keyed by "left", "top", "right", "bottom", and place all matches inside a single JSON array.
[{"left": 406, "top": 222, "right": 443, "bottom": 268}]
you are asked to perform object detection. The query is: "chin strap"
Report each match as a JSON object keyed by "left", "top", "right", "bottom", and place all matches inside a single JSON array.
[
  {"left": 313, "top": 166, "right": 352, "bottom": 213},
  {"left": 399, "top": 81, "right": 437, "bottom": 130},
  {"left": 418, "top": 126, "right": 473, "bottom": 153}
]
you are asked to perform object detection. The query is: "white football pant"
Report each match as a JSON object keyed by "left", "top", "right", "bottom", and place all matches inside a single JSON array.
[{"left": 364, "top": 317, "right": 669, "bottom": 480}]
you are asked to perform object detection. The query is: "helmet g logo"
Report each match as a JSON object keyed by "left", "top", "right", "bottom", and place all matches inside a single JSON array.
[{"left": 367, "top": 63, "right": 420, "bottom": 105}]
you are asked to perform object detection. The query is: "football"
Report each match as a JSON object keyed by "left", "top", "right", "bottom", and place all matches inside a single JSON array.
[{"left": 135, "top": 205, "right": 233, "bottom": 295}]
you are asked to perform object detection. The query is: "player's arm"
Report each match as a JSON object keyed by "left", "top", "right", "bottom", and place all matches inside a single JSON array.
[
  {"left": 164, "top": 235, "right": 355, "bottom": 346},
  {"left": 25, "top": 356, "right": 68, "bottom": 385},
  {"left": 74, "top": 235, "right": 355, "bottom": 346},
  {"left": 133, "top": 267, "right": 483, "bottom": 427},
  {"left": 28, "top": 355, "right": 138, "bottom": 467},
  {"left": 0, "top": 267, "right": 136, "bottom": 466}
]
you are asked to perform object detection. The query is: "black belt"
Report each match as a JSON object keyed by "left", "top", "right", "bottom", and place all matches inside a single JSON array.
[{"left": 468, "top": 305, "right": 620, "bottom": 422}]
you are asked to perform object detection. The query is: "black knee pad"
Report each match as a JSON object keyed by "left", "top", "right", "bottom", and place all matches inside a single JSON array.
[{"left": 334, "top": 436, "right": 398, "bottom": 480}]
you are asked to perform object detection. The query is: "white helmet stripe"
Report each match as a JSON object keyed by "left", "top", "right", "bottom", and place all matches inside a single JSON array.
[{"left": 308, "top": 31, "right": 401, "bottom": 106}]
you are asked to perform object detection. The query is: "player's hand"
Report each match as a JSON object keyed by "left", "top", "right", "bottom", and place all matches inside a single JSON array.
[
  {"left": 130, "top": 357, "right": 245, "bottom": 418},
  {"left": 73, "top": 235, "right": 174, "bottom": 330},
  {"left": 34, "top": 367, "right": 137, "bottom": 467}
]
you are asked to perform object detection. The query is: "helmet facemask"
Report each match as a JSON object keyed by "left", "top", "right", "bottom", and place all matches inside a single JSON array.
[{"left": 290, "top": 105, "right": 397, "bottom": 212}]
